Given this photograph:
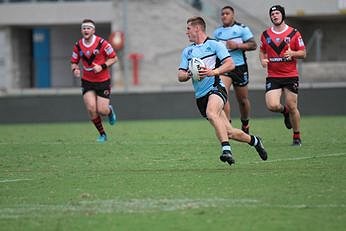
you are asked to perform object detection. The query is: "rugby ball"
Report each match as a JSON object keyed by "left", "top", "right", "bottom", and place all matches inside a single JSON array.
[{"left": 188, "top": 58, "right": 205, "bottom": 81}]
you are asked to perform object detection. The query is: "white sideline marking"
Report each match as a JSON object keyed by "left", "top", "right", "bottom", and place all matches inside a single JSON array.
[
  {"left": 0, "top": 179, "right": 32, "bottom": 183},
  {"left": 0, "top": 198, "right": 345, "bottom": 219},
  {"left": 251, "top": 152, "right": 346, "bottom": 164}
]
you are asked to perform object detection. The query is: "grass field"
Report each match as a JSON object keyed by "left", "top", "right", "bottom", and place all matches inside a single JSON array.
[{"left": 0, "top": 116, "right": 345, "bottom": 231}]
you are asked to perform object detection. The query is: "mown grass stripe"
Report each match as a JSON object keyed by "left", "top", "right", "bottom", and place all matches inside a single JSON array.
[{"left": 0, "top": 198, "right": 345, "bottom": 219}]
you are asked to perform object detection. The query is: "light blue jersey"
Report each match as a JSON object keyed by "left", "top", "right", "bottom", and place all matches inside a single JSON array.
[
  {"left": 179, "top": 38, "right": 230, "bottom": 98},
  {"left": 213, "top": 22, "right": 253, "bottom": 66}
]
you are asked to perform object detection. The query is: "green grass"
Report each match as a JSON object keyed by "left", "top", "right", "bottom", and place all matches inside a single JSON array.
[{"left": 0, "top": 116, "right": 345, "bottom": 231}]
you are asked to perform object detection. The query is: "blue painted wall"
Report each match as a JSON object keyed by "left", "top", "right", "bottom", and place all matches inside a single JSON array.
[{"left": 33, "top": 28, "right": 51, "bottom": 88}]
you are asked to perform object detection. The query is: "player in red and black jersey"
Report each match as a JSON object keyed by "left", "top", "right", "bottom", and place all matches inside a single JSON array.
[
  {"left": 71, "top": 19, "right": 118, "bottom": 142},
  {"left": 259, "top": 5, "right": 306, "bottom": 146}
]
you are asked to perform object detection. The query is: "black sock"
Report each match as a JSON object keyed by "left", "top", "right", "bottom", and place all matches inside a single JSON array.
[
  {"left": 248, "top": 135, "right": 258, "bottom": 146},
  {"left": 221, "top": 141, "right": 230, "bottom": 147},
  {"left": 241, "top": 119, "right": 249, "bottom": 126}
]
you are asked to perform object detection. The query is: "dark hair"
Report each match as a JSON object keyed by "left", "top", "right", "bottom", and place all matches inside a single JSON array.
[
  {"left": 269, "top": 5, "right": 286, "bottom": 20},
  {"left": 187, "top": 16, "right": 206, "bottom": 31},
  {"left": 222, "top": 6, "right": 234, "bottom": 12},
  {"left": 82, "top": 19, "right": 96, "bottom": 26}
]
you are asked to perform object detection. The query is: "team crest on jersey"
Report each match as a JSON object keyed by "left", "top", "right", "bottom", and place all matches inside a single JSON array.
[
  {"left": 266, "top": 37, "right": 271, "bottom": 44},
  {"left": 284, "top": 37, "right": 291, "bottom": 44},
  {"left": 93, "top": 49, "right": 100, "bottom": 55},
  {"left": 205, "top": 46, "right": 212, "bottom": 52},
  {"left": 187, "top": 49, "right": 193, "bottom": 56},
  {"left": 104, "top": 90, "right": 110, "bottom": 96},
  {"left": 217, "top": 31, "right": 222, "bottom": 37}
]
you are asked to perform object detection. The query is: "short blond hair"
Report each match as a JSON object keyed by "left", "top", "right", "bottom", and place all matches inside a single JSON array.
[{"left": 187, "top": 16, "right": 206, "bottom": 31}]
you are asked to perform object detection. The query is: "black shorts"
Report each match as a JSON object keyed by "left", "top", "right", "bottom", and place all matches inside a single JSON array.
[
  {"left": 265, "top": 77, "right": 299, "bottom": 94},
  {"left": 223, "top": 64, "right": 249, "bottom": 87},
  {"left": 81, "top": 79, "right": 112, "bottom": 99},
  {"left": 196, "top": 85, "right": 228, "bottom": 118}
]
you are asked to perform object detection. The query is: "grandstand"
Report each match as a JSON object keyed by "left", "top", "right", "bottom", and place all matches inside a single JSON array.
[{"left": 0, "top": 0, "right": 345, "bottom": 122}]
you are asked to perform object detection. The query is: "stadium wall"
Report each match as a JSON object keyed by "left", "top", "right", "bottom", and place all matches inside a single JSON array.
[{"left": 0, "top": 87, "right": 345, "bottom": 124}]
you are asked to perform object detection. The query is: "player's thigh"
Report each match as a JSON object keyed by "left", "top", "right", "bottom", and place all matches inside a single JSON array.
[
  {"left": 220, "top": 75, "right": 232, "bottom": 93},
  {"left": 234, "top": 85, "right": 249, "bottom": 101},
  {"left": 206, "top": 94, "right": 225, "bottom": 118},
  {"left": 96, "top": 96, "right": 110, "bottom": 111},
  {"left": 283, "top": 88, "right": 298, "bottom": 109},
  {"left": 83, "top": 91, "right": 97, "bottom": 111},
  {"left": 265, "top": 88, "right": 282, "bottom": 108}
]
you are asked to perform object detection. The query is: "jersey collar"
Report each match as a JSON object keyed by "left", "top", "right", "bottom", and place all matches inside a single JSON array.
[{"left": 82, "top": 35, "right": 96, "bottom": 48}]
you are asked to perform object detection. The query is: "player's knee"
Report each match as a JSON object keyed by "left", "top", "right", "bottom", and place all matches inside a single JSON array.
[
  {"left": 86, "top": 105, "right": 97, "bottom": 114},
  {"left": 286, "top": 104, "right": 297, "bottom": 112},
  {"left": 266, "top": 103, "right": 281, "bottom": 112},
  {"left": 206, "top": 110, "right": 218, "bottom": 122},
  {"left": 97, "top": 107, "right": 109, "bottom": 116},
  {"left": 238, "top": 97, "right": 248, "bottom": 107}
]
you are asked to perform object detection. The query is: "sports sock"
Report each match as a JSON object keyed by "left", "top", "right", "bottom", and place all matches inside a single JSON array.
[
  {"left": 92, "top": 116, "right": 105, "bottom": 135},
  {"left": 248, "top": 135, "right": 258, "bottom": 146},
  {"left": 293, "top": 131, "right": 300, "bottom": 140},
  {"left": 241, "top": 119, "right": 249, "bottom": 127},
  {"left": 221, "top": 141, "right": 232, "bottom": 153}
]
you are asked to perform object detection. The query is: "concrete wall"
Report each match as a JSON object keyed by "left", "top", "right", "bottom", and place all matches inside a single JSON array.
[
  {"left": 0, "top": 1, "right": 114, "bottom": 25},
  {"left": 1, "top": 87, "right": 345, "bottom": 124},
  {"left": 0, "top": 0, "right": 345, "bottom": 93}
]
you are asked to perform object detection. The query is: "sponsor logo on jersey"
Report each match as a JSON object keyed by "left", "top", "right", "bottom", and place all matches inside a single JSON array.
[
  {"left": 269, "top": 57, "right": 291, "bottom": 62},
  {"left": 298, "top": 37, "right": 304, "bottom": 47},
  {"left": 105, "top": 45, "right": 114, "bottom": 55},
  {"left": 72, "top": 52, "right": 78, "bottom": 59}
]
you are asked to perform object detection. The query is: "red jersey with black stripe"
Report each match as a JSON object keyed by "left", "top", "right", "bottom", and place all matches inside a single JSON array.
[
  {"left": 71, "top": 35, "right": 116, "bottom": 82},
  {"left": 260, "top": 25, "right": 305, "bottom": 78}
]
